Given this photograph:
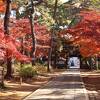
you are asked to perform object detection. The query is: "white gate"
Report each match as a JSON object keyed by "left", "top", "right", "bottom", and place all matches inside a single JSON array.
[{"left": 68, "top": 57, "right": 80, "bottom": 69}]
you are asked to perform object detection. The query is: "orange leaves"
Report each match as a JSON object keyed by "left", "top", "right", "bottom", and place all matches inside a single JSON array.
[
  {"left": 59, "top": 10, "right": 100, "bottom": 57},
  {"left": 0, "top": 1, "right": 5, "bottom": 13},
  {"left": 10, "top": 18, "right": 51, "bottom": 57},
  {"left": 0, "top": 11, "right": 50, "bottom": 60},
  {"left": 0, "top": 0, "right": 4, "bottom": 3},
  {"left": 0, "top": 0, "right": 17, "bottom": 13},
  {"left": 80, "top": 10, "right": 100, "bottom": 22},
  {"left": 35, "top": 47, "right": 49, "bottom": 57}
]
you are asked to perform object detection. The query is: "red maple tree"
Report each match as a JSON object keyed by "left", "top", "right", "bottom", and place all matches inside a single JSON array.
[{"left": 60, "top": 10, "right": 100, "bottom": 57}]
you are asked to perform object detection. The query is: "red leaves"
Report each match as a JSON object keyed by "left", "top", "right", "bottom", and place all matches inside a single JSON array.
[
  {"left": 0, "top": 0, "right": 17, "bottom": 13},
  {"left": 0, "top": 15, "right": 51, "bottom": 61},
  {"left": 0, "top": 49, "right": 5, "bottom": 60},
  {"left": 35, "top": 47, "right": 49, "bottom": 57},
  {"left": 0, "top": 4, "right": 5, "bottom": 13},
  {"left": 60, "top": 10, "right": 100, "bottom": 57},
  {"left": 11, "top": 18, "right": 51, "bottom": 57},
  {"left": 80, "top": 10, "right": 100, "bottom": 22}
]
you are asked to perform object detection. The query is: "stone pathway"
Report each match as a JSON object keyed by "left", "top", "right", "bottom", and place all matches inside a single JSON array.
[{"left": 23, "top": 70, "right": 89, "bottom": 100}]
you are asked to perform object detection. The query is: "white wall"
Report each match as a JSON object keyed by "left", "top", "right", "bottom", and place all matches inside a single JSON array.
[{"left": 68, "top": 57, "right": 80, "bottom": 69}]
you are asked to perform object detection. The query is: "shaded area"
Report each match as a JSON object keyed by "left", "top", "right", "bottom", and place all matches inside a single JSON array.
[
  {"left": 81, "top": 70, "right": 100, "bottom": 100},
  {"left": 24, "top": 70, "right": 88, "bottom": 100},
  {"left": 0, "top": 75, "right": 52, "bottom": 100},
  {"left": 43, "top": 74, "right": 84, "bottom": 89}
]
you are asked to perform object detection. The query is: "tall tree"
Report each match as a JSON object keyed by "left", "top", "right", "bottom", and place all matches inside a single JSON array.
[
  {"left": 4, "top": 0, "right": 12, "bottom": 79},
  {"left": 28, "top": 0, "right": 36, "bottom": 65}
]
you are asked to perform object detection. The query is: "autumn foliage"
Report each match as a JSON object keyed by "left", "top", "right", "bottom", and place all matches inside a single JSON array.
[
  {"left": 0, "top": 0, "right": 17, "bottom": 13},
  {"left": 60, "top": 10, "right": 100, "bottom": 57},
  {"left": 0, "top": 0, "right": 51, "bottom": 62},
  {"left": 0, "top": 17, "right": 50, "bottom": 61},
  {"left": 11, "top": 18, "right": 50, "bottom": 57}
]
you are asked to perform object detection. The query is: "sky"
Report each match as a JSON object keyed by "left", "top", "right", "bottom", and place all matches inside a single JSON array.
[{"left": 59, "top": 0, "right": 70, "bottom": 4}]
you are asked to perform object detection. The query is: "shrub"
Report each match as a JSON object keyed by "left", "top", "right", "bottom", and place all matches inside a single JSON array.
[
  {"left": 33, "top": 63, "right": 47, "bottom": 73},
  {"left": 19, "top": 66, "right": 37, "bottom": 78}
]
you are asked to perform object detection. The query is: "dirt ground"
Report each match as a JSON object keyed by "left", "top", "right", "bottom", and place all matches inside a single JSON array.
[
  {"left": 0, "top": 70, "right": 63, "bottom": 100},
  {"left": 1, "top": 69, "right": 100, "bottom": 100},
  {"left": 0, "top": 75, "right": 53, "bottom": 100},
  {"left": 81, "top": 70, "right": 100, "bottom": 100}
]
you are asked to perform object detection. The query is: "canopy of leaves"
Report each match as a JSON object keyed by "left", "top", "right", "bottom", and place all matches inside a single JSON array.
[{"left": 60, "top": 10, "right": 100, "bottom": 57}]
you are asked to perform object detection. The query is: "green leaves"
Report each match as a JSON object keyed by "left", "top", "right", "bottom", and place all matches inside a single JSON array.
[{"left": 91, "top": 0, "right": 100, "bottom": 9}]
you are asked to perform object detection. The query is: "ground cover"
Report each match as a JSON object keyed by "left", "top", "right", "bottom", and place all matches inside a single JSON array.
[{"left": 81, "top": 70, "right": 100, "bottom": 100}]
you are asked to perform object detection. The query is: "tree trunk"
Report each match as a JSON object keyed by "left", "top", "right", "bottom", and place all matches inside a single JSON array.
[
  {"left": 53, "top": 0, "right": 58, "bottom": 20},
  {"left": 26, "top": 0, "right": 36, "bottom": 66},
  {"left": 20, "top": 37, "right": 24, "bottom": 67},
  {"left": 47, "top": 48, "right": 51, "bottom": 72},
  {"left": 53, "top": 51, "right": 57, "bottom": 69},
  {"left": 0, "top": 66, "right": 5, "bottom": 88},
  {"left": 4, "top": 0, "right": 12, "bottom": 79},
  {"left": 96, "top": 55, "right": 99, "bottom": 70},
  {"left": 29, "top": 14, "right": 36, "bottom": 66},
  {"left": 5, "top": 57, "right": 12, "bottom": 79},
  {"left": 4, "top": 0, "right": 11, "bottom": 34},
  {"left": 48, "top": 0, "right": 58, "bottom": 71}
]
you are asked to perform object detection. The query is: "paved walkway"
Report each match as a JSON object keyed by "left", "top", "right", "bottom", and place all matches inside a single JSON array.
[{"left": 23, "top": 70, "right": 89, "bottom": 100}]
